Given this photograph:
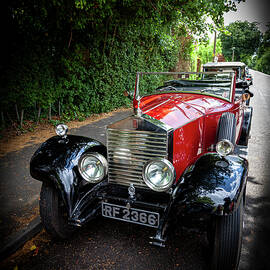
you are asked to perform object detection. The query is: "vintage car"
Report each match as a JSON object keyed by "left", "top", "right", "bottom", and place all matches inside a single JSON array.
[
  {"left": 245, "top": 67, "right": 253, "bottom": 86},
  {"left": 203, "top": 62, "right": 246, "bottom": 80},
  {"left": 203, "top": 62, "right": 254, "bottom": 104},
  {"left": 30, "top": 71, "right": 253, "bottom": 270}
]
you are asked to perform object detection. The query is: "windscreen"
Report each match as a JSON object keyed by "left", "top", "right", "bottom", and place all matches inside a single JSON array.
[{"left": 137, "top": 72, "right": 234, "bottom": 102}]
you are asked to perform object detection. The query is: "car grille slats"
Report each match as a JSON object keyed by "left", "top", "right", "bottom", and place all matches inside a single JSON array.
[
  {"left": 107, "top": 128, "right": 168, "bottom": 188},
  {"left": 109, "top": 166, "right": 142, "bottom": 175}
]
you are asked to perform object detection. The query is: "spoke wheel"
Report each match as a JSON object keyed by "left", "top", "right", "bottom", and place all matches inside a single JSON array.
[
  {"left": 208, "top": 198, "right": 243, "bottom": 270},
  {"left": 217, "top": 112, "right": 236, "bottom": 143},
  {"left": 40, "top": 182, "right": 76, "bottom": 239}
]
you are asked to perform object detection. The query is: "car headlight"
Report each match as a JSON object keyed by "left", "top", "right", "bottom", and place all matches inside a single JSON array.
[
  {"left": 143, "top": 158, "right": 175, "bottom": 192},
  {"left": 216, "top": 139, "right": 234, "bottom": 156},
  {"left": 78, "top": 152, "right": 108, "bottom": 183},
  {"left": 55, "top": 124, "right": 68, "bottom": 137}
]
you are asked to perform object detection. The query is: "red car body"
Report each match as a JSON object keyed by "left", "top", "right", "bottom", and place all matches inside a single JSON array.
[{"left": 137, "top": 92, "right": 244, "bottom": 180}]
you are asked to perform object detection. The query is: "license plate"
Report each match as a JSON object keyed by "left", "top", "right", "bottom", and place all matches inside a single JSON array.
[{"left": 102, "top": 202, "right": 159, "bottom": 228}]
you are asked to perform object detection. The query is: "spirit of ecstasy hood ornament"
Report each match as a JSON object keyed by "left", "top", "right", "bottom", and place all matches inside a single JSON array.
[
  {"left": 128, "top": 184, "right": 136, "bottom": 199},
  {"left": 134, "top": 72, "right": 142, "bottom": 117}
]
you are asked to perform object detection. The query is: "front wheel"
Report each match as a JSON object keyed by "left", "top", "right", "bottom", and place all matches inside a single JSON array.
[
  {"left": 40, "top": 182, "right": 76, "bottom": 239},
  {"left": 208, "top": 198, "right": 243, "bottom": 270}
]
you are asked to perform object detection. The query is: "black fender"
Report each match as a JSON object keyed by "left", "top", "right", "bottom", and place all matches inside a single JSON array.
[
  {"left": 174, "top": 153, "right": 248, "bottom": 216},
  {"left": 238, "top": 106, "right": 253, "bottom": 146},
  {"left": 30, "top": 135, "right": 107, "bottom": 220}
]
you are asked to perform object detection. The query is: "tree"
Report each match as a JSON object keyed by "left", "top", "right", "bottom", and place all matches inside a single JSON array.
[
  {"left": 256, "top": 24, "right": 270, "bottom": 74},
  {"left": 256, "top": 48, "right": 270, "bottom": 74},
  {"left": 257, "top": 23, "right": 270, "bottom": 58},
  {"left": 219, "top": 21, "right": 262, "bottom": 63},
  {"left": 1, "top": 0, "right": 243, "bottom": 126},
  {"left": 190, "top": 38, "right": 223, "bottom": 71}
]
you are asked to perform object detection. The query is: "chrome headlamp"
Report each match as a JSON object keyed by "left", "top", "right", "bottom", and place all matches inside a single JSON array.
[
  {"left": 55, "top": 124, "right": 68, "bottom": 137},
  {"left": 78, "top": 152, "right": 108, "bottom": 183},
  {"left": 216, "top": 139, "right": 234, "bottom": 156},
  {"left": 143, "top": 158, "right": 175, "bottom": 192}
]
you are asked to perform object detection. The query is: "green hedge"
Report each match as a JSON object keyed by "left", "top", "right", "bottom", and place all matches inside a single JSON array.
[
  {"left": 2, "top": 1, "right": 237, "bottom": 125},
  {"left": 2, "top": 10, "right": 181, "bottom": 124}
]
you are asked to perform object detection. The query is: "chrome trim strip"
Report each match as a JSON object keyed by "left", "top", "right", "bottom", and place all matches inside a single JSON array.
[
  {"left": 109, "top": 152, "right": 166, "bottom": 159},
  {"left": 108, "top": 146, "right": 167, "bottom": 154},
  {"left": 108, "top": 155, "right": 151, "bottom": 162},
  {"left": 109, "top": 170, "right": 142, "bottom": 177},
  {"left": 108, "top": 128, "right": 168, "bottom": 136},
  {"left": 109, "top": 163, "right": 143, "bottom": 169},
  {"left": 142, "top": 114, "right": 174, "bottom": 132},
  {"left": 108, "top": 136, "right": 166, "bottom": 142},
  {"left": 109, "top": 167, "right": 142, "bottom": 174},
  {"left": 108, "top": 141, "right": 167, "bottom": 147},
  {"left": 143, "top": 99, "right": 171, "bottom": 114}
]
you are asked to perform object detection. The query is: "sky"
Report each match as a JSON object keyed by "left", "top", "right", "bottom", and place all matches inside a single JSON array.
[{"left": 224, "top": 0, "right": 270, "bottom": 33}]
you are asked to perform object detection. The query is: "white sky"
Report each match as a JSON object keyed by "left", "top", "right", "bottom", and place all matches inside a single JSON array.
[{"left": 224, "top": 0, "right": 270, "bottom": 33}]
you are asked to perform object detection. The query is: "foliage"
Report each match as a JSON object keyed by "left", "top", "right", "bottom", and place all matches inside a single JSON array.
[
  {"left": 255, "top": 47, "right": 270, "bottom": 75},
  {"left": 219, "top": 21, "right": 262, "bottom": 63},
  {"left": 255, "top": 24, "right": 270, "bottom": 74},
  {"left": 1, "top": 1, "right": 240, "bottom": 126},
  {"left": 190, "top": 38, "right": 222, "bottom": 71},
  {"left": 257, "top": 23, "right": 270, "bottom": 58}
]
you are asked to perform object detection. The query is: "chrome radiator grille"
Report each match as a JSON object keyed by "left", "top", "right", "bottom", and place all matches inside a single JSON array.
[{"left": 107, "top": 128, "right": 168, "bottom": 188}]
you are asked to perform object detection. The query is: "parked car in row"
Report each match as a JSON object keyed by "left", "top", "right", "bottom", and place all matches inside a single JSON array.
[
  {"left": 245, "top": 67, "right": 253, "bottom": 86},
  {"left": 203, "top": 61, "right": 247, "bottom": 82},
  {"left": 203, "top": 61, "right": 254, "bottom": 104},
  {"left": 30, "top": 71, "right": 253, "bottom": 270}
]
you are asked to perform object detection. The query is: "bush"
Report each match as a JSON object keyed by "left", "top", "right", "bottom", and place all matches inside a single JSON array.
[
  {"left": 255, "top": 48, "right": 270, "bottom": 75},
  {"left": 1, "top": 1, "right": 238, "bottom": 126}
]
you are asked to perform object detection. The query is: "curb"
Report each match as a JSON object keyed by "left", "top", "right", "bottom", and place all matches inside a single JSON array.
[{"left": 0, "top": 216, "right": 43, "bottom": 262}]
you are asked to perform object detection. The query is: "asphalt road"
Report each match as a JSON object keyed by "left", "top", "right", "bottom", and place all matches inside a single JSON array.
[
  {"left": 239, "top": 70, "right": 270, "bottom": 269},
  {"left": 1, "top": 70, "right": 270, "bottom": 270},
  {"left": 0, "top": 110, "right": 131, "bottom": 242}
]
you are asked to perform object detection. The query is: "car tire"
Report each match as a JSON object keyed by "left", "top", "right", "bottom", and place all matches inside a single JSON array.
[
  {"left": 208, "top": 198, "right": 243, "bottom": 270},
  {"left": 217, "top": 112, "right": 236, "bottom": 144},
  {"left": 40, "top": 182, "right": 76, "bottom": 239}
]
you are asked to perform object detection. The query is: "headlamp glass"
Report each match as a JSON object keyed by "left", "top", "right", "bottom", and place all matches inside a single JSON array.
[
  {"left": 78, "top": 153, "right": 108, "bottom": 183},
  {"left": 216, "top": 139, "right": 234, "bottom": 156},
  {"left": 143, "top": 159, "right": 175, "bottom": 192}
]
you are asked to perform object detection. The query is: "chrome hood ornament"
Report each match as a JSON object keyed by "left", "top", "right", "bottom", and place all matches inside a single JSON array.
[
  {"left": 134, "top": 72, "right": 142, "bottom": 117},
  {"left": 128, "top": 184, "right": 136, "bottom": 199}
]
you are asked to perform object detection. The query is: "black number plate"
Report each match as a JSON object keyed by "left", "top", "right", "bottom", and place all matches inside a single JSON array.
[{"left": 102, "top": 202, "right": 159, "bottom": 228}]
